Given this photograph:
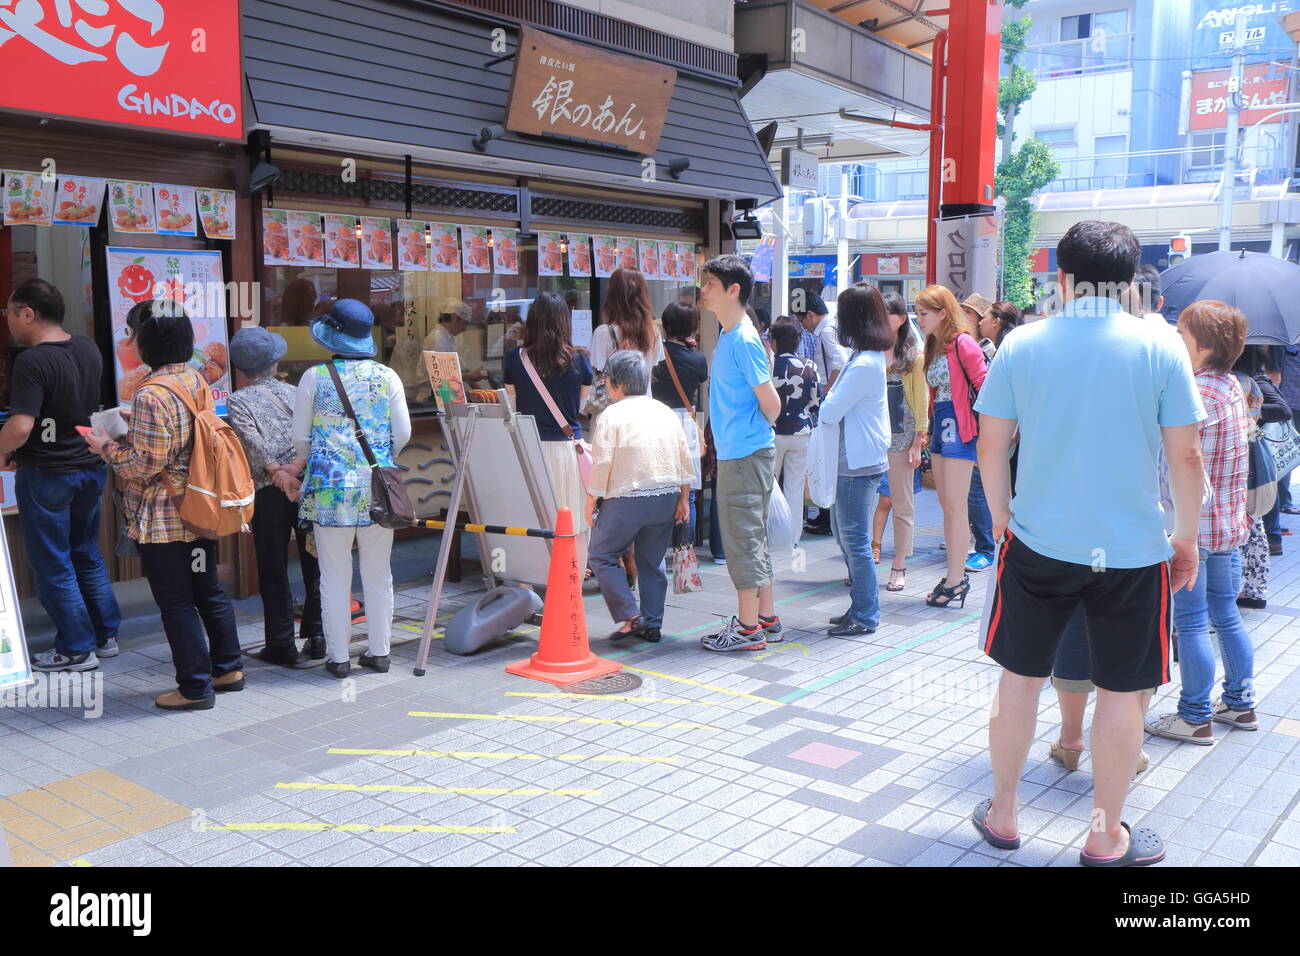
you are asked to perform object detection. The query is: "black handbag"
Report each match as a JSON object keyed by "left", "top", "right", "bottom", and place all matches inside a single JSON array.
[
  {"left": 886, "top": 379, "right": 907, "bottom": 435},
  {"left": 326, "top": 362, "right": 415, "bottom": 530}
]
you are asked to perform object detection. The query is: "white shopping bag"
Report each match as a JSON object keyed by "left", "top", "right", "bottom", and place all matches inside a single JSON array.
[
  {"left": 805, "top": 420, "right": 839, "bottom": 509},
  {"left": 766, "top": 473, "right": 794, "bottom": 555}
]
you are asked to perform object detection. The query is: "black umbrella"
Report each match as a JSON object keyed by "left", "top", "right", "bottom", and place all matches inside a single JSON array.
[{"left": 1160, "top": 250, "right": 1300, "bottom": 345}]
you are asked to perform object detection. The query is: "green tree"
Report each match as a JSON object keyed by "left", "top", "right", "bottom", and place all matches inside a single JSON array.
[{"left": 995, "top": 0, "right": 1057, "bottom": 309}]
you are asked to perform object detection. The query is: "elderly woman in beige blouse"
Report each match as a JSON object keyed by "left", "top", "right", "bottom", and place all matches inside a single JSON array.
[{"left": 585, "top": 350, "right": 696, "bottom": 645}]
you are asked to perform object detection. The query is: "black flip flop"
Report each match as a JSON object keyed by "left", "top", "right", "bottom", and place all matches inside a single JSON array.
[
  {"left": 971, "top": 797, "right": 1021, "bottom": 850},
  {"left": 1079, "top": 822, "right": 1165, "bottom": 867}
]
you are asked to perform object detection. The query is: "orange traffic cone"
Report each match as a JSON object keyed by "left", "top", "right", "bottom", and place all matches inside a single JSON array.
[{"left": 506, "top": 507, "right": 622, "bottom": 686}]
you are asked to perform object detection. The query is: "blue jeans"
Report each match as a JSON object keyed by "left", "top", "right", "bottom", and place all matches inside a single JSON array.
[
  {"left": 967, "top": 466, "right": 995, "bottom": 559},
  {"left": 832, "top": 472, "right": 882, "bottom": 628},
  {"left": 589, "top": 494, "right": 677, "bottom": 630},
  {"left": 15, "top": 465, "right": 121, "bottom": 655},
  {"left": 1173, "top": 549, "right": 1255, "bottom": 725}
]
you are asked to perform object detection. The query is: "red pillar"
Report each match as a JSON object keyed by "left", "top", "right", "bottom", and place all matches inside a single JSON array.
[{"left": 942, "top": 0, "right": 1002, "bottom": 215}]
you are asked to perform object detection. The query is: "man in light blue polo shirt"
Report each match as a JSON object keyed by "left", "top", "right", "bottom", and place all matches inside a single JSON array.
[
  {"left": 699, "top": 255, "right": 781, "bottom": 652},
  {"left": 970, "top": 220, "right": 1207, "bottom": 868}
]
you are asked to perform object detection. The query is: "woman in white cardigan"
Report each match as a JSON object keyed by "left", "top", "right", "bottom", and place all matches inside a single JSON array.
[
  {"left": 819, "top": 284, "right": 896, "bottom": 637},
  {"left": 584, "top": 350, "right": 696, "bottom": 645}
]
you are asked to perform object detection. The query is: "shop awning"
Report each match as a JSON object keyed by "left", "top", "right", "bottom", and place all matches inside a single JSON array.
[{"left": 242, "top": 0, "right": 781, "bottom": 202}]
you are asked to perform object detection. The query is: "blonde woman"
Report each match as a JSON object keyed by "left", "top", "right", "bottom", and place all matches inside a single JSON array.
[{"left": 916, "top": 284, "right": 987, "bottom": 608}]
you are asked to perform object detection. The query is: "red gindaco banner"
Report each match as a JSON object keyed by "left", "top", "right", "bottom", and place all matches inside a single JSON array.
[{"left": 0, "top": 1, "right": 242, "bottom": 140}]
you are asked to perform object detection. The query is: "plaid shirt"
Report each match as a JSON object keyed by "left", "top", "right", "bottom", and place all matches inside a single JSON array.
[
  {"left": 103, "top": 364, "right": 203, "bottom": 544},
  {"left": 796, "top": 328, "right": 818, "bottom": 363},
  {"left": 1195, "top": 369, "right": 1251, "bottom": 553}
]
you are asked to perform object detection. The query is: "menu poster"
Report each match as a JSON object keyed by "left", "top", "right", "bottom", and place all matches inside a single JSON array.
[
  {"left": 107, "top": 179, "right": 156, "bottom": 233},
  {"left": 493, "top": 227, "right": 518, "bottom": 275},
  {"left": 52, "top": 175, "right": 106, "bottom": 226},
  {"left": 107, "top": 247, "right": 231, "bottom": 414},
  {"left": 592, "top": 236, "right": 616, "bottom": 278},
  {"left": 676, "top": 242, "right": 696, "bottom": 282},
  {"left": 396, "top": 220, "right": 429, "bottom": 271},
  {"left": 535, "top": 231, "right": 563, "bottom": 277},
  {"left": 616, "top": 236, "right": 638, "bottom": 273},
  {"left": 197, "top": 188, "right": 236, "bottom": 240},
  {"left": 637, "top": 240, "right": 661, "bottom": 279},
  {"left": 3, "top": 170, "right": 53, "bottom": 226},
  {"left": 656, "top": 241, "right": 674, "bottom": 281},
  {"left": 262, "top": 209, "right": 291, "bottom": 266},
  {"left": 423, "top": 350, "right": 466, "bottom": 413},
  {"left": 324, "top": 214, "right": 359, "bottom": 268},
  {"left": 461, "top": 225, "right": 490, "bottom": 274},
  {"left": 153, "top": 184, "right": 197, "bottom": 236},
  {"left": 287, "top": 210, "right": 324, "bottom": 266},
  {"left": 567, "top": 233, "right": 592, "bottom": 278},
  {"left": 429, "top": 222, "right": 459, "bottom": 272},
  {"left": 360, "top": 217, "right": 393, "bottom": 270}
]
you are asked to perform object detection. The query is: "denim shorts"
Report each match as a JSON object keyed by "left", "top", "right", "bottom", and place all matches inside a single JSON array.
[{"left": 929, "top": 400, "right": 978, "bottom": 462}]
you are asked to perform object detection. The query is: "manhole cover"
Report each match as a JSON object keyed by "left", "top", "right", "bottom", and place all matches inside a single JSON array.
[{"left": 564, "top": 672, "right": 643, "bottom": 695}]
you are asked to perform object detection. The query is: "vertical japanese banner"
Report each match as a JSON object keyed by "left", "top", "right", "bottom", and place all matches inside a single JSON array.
[
  {"left": 592, "top": 236, "right": 616, "bottom": 278},
  {"left": 537, "top": 231, "right": 564, "bottom": 277},
  {"left": 107, "top": 180, "right": 156, "bottom": 233},
  {"left": 396, "top": 220, "right": 429, "bottom": 271},
  {"left": 197, "top": 188, "right": 236, "bottom": 240},
  {"left": 616, "top": 236, "right": 638, "bottom": 273},
  {"left": 493, "top": 227, "right": 518, "bottom": 275},
  {"left": 360, "top": 217, "right": 393, "bottom": 270},
  {"left": 637, "top": 239, "right": 660, "bottom": 278},
  {"left": 461, "top": 226, "right": 490, "bottom": 274},
  {"left": 52, "top": 175, "right": 106, "bottom": 226},
  {"left": 676, "top": 242, "right": 696, "bottom": 283},
  {"left": 3, "top": 171, "right": 53, "bottom": 226},
  {"left": 324, "top": 214, "right": 359, "bottom": 268},
  {"left": 153, "top": 184, "right": 197, "bottom": 235},
  {"left": 262, "top": 209, "right": 291, "bottom": 265},
  {"left": 936, "top": 214, "right": 999, "bottom": 303},
  {"left": 429, "top": 223, "right": 460, "bottom": 272},
  {"left": 567, "top": 234, "right": 592, "bottom": 278},
  {"left": 287, "top": 211, "right": 324, "bottom": 266}
]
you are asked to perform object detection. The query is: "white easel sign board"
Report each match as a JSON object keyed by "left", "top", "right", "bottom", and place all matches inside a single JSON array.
[{"left": 0, "top": 519, "right": 34, "bottom": 692}]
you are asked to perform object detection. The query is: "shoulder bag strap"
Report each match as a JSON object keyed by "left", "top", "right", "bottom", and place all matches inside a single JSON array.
[
  {"left": 325, "top": 361, "right": 378, "bottom": 468},
  {"left": 662, "top": 345, "right": 696, "bottom": 424},
  {"left": 519, "top": 348, "right": 576, "bottom": 440},
  {"left": 257, "top": 380, "right": 295, "bottom": 418}
]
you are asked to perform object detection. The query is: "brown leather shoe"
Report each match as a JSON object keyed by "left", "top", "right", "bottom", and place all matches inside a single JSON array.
[
  {"left": 155, "top": 689, "right": 215, "bottom": 711},
  {"left": 213, "top": 670, "right": 245, "bottom": 693}
]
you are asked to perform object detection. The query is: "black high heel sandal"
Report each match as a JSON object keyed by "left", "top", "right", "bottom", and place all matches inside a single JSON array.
[{"left": 926, "top": 574, "right": 970, "bottom": 608}]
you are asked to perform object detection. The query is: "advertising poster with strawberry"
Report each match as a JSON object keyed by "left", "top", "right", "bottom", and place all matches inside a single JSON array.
[
  {"left": 428, "top": 223, "right": 460, "bottom": 272},
  {"left": 461, "top": 225, "right": 490, "bottom": 274},
  {"left": 107, "top": 247, "right": 231, "bottom": 415},
  {"left": 592, "top": 236, "right": 616, "bottom": 278},
  {"left": 492, "top": 227, "right": 518, "bottom": 275},
  {"left": 153, "top": 184, "right": 197, "bottom": 236},
  {"left": 360, "top": 217, "right": 393, "bottom": 270},
  {"left": 324, "top": 214, "right": 359, "bottom": 268},
  {"left": 52, "top": 175, "right": 106, "bottom": 226},
  {"left": 567, "top": 234, "right": 592, "bottom": 278},
  {"left": 262, "top": 209, "right": 291, "bottom": 265},
  {"left": 616, "top": 237, "right": 639, "bottom": 273},
  {"left": 198, "top": 188, "right": 236, "bottom": 240},
  {"left": 107, "top": 180, "right": 156, "bottom": 233},
  {"left": 537, "top": 231, "right": 564, "bottom": 277},
  {"left": 287, "top": 211, "right": 324, "bottom": 267},
  {"left": 396, "top": 220, "right": 429, "bottom": 271},
  {"left": 676, "top": 242, "right": 696, "bottom": 282},
  {"left": 4, "top": 170, "right": 53, "bottom": 226}
]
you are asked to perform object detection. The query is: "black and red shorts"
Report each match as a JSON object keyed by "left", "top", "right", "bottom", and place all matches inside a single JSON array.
[{"left": 983, "top": 531, "right": 1172, "bottom": 692}]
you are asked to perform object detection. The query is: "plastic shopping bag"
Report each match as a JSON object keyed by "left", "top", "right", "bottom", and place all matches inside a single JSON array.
[
  {"left": 805, "top": 420, "right": 839, "bottom": 509},
  {"left": 672, "top": 524, "right": 703, "bottom": 594},
  {"left": 766, "top": 473, "right": 794, "bottom": 555}
]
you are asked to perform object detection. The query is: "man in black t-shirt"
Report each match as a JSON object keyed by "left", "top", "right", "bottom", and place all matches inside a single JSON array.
[{"left": 0, "top": 279, "right": 121, "bottom": 672}]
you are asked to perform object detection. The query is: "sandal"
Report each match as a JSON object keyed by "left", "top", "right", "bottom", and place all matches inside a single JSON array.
[
  {"left": 971, "top": 797, "right": 1020, "bottom": 850},
  {"left": 871, "top": 540, "right": 881, "bottom": 564},
  {"left": 926, "top": 574, "right": 970, "bottom": 608},
  {"left": 886, "top": 567, "right": 906, "bottom": 592},
  {"left": 1079, "top": 822, "right": 1165, "bottom": 867},
  {"left": 1050, "top": 739, "right": 1083, "bottom": 771}
]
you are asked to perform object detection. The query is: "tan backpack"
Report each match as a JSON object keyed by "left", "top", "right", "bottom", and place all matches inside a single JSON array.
[{"left": 148, "top": 375, "right": 255, "bottom": 538}]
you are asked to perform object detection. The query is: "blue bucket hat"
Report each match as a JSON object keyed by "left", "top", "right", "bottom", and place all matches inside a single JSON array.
[
  {"left": 228, "top": 326, "right": 288, "bottom": 373},
  {"left": 311, "top": 298, "right": 376, "bottom": 358}
]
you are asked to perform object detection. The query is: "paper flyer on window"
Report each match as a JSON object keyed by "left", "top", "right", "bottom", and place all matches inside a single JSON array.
[
  {"left": 493, "top": 227, "right": 518, "bottom": 275},
  {"left": 592, "top": 236, "right": 616, "bottom": 278},
  {"left": 397, "top": 220, "right": 429, "bottom": 271},
  {"left": 616, "top": 236, "right": 638, "bottom": 272},
  {"left": 153, "top": 183, "right": 197, "bottom": 236},
  {"left": 360, "top": 217, "right": 393, "bottom": 270},
  {"left": 3, "top": 170, "right": 53, "bottom": 226},
  {"left": 429, "top": 223, "right": 459, "bottom": 272},
  {"left": 108, "top": 179, "right": 156, "bottom": 233},
  {"left": 638, "top": 239, "right": 661, "bottom": 278},
  {"left": 538, "top": 231, "right": 564, "bottom": 277},
  {"left": 676, "top": 242, "right": 696, "bottom": 282},
  {"left": 287, "top": 211, "right": 324, "bottom": 266},
  {"left": 53, "top": 174, "right": 106, "bottom": 226},
  {"left": 197, "top": 188, "right": 236, "bottom": 240},
  {"left": 568, "top": 234, "right": 592, "bottom": 277},
  {"left": 262, "top": 209, "right": 291, "bottom": 266},
  {"left": 461, "top": 225, "right": 490, "bottom": 274},
  {"left": 324, "top": 214, "right": 359, "bottom": 268}
]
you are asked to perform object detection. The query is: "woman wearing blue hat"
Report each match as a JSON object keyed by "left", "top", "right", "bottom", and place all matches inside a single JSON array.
[{"left": 291, "top": 299, "right": 411, "bottom": 678}]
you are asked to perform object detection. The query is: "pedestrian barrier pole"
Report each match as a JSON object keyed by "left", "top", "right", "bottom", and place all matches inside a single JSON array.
[{"left": 412, "top": 519, "right": 554, "bottom": 539}]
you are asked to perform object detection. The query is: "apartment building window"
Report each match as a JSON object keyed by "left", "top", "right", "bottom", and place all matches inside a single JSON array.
[
  {"left": 1189, "top": 131, "right": 1227, "bottom": 169},
  {"left": 1035, "top": 127, "right": 1076, "bottom": 148},
  {"left": 1059, "top": 10, "right": 1130, "bottom": 72}
]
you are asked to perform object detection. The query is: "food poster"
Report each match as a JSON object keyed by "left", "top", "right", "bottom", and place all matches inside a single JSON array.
[
  {"left": 676, "top": 242, "right": 696, "bottom": 282},
  {"left": 538, "top": 231, "right": 564, "bottom": 277},
  {"left": 397, "top": 220, "right": 429, "bottom": 271},
  {"left": 262, "top": 209, "right": 291, "bottom": 266},
  {"left": 324, "top": 214, "right": 359, "bottom": 268},
  {"left": 615, "top": 237, "right": 638, "bottom": 273},
  {"left": 107, "top": 247, "right": 231, "bottom": 414},
  {"left": 567, "top": 234, "right": 592, "bottom": 278},
  {"left": 429, "top": 222, "right": 460, "bottom": 272},
  {"left": 423, "top": 350, "right": 466, "bottom": 413},
  {"left": 53, "top": 175, "right": 106, "bottom": 226},
  {"left": 492, "top": 227, "right": 518, "bottom": 275},
  {"left": 592, "top": 236, "right": 616, "bottom": 278},
  {"left": 107, "top": 180, "right": 156, "bottom": 233},
  {"left": 637, "top": 240, "right": 660, "bottom": 279},
  {"left": 660, "top": 241, "right": 679, "bottom": 282},
  {"left": 360, "top": 217, "right": 393, "bottom": 270},
  {"left": 4, "top": 170, "right": 53, "bottom": 225},
  {"left": 287, "top": 211, "right": 324, "bottom": 266},
  {"left": 197, "top": 188, "right": 236, "bottom": 240},
  {"left": 461, "top": 225, "right": 490, "bottom": 274},
  {"left": 153, "top": 184, "right": 197, "bottom": 236}
]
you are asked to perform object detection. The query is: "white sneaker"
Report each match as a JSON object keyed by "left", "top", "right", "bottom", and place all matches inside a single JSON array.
[
  {"left": 1211, "top": 698, "right": 1258, "bottom": 731},
  {"left": 95, "top": 638, "right": 120, "bottom": 659},
  {"left": 1145, "top": 712, "right": 1214, "bottom": 745},
  {"left": 30, "top": 648, "right": 98, "bottom": 672}
]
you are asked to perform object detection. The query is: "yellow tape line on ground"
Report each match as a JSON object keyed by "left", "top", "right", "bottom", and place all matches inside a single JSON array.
[
  {"left": 203, "top": 822, "right": 515, "bottom": 834},
  {"left": 327, "top": 747, "right": 678, "bottom": 763},
  {"left": 616, "top": 665, "right": 782, "bottom": 705},
  {"left": 503, "top": 691, "right": 726, "bottom": 707},
  {"left": 275, "top": 782, "right": 599, "bottom": 796},
  {"left": 407, "top": 711, "right": 717, "bottom": 729}
]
